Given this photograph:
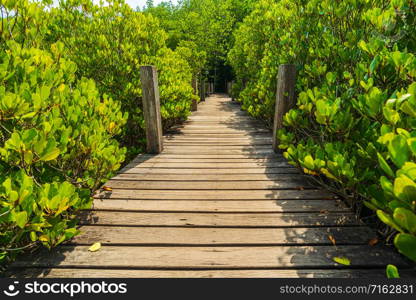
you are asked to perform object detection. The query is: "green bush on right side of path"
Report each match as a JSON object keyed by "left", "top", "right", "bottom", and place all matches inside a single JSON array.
[{"left": 229, "top": 0, "right": 416, "bottom": 267}]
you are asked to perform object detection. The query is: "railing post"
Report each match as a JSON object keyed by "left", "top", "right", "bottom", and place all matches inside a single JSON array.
[
  {"left": 191, "top": 77, "right": 198, "bottom": 111},
  {"left": 140, "top": 65, "right": 163, "bottom": 154},
  {"left": 200, "top": 78, "right": 206, "bottom": 102},
  {"left": 272, "top": 64, "right": 296, "bottom": 152}
]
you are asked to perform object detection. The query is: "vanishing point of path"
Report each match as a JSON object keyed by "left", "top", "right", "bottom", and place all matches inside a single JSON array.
[{"left": 10, "top": 94, "right": 412, "bottom": 278}]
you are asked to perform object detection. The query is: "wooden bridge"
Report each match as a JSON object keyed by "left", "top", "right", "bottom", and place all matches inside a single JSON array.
[
  {"left": 10, "top": 94, "right": 412, "bottom": 278},
  {"left": 9, "top": 66, "right": 413, "bottom": 278}
]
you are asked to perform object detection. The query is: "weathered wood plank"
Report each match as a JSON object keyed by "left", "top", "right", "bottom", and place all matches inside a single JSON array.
[
  {"left": 133, "top": 154, "right": 278, "bottom": 159},
  {"left": 104, "top": 180, "right": 314, "bottom": 190},
  {"left": 71, "top": 226, "right": 375, "bottom": 245},
  {"left": 132, "top": 157, "right": 286, "bottom": 163},
  {"left": 13, "top": 245, "right": 409, "bottom": 269},
  {"left": 124, "top": 162, "right": 292, "bottom": 169},
  {"left": 15, "top": 268, "right": 414, "bottom": 278},
  {"left": 164, "top": 142, "right": 272, "bottom": 146},
  {"left": 91, "top": 199, "right": 348, "bottom": 212},
  {"left": 112, "top": 174, "right": 307, "bottom": 182},
  {"left": 162, "top": 149, "right": 276, "bottom": 155},
  {"left": 165, "top": 135, "right": 272, "bottom": 139},
  {"left": 77, "top": 211, "right": 360, "bottom": 227},
  {"left": 94, "top": 189, "right": 334, "bottom": 200}
]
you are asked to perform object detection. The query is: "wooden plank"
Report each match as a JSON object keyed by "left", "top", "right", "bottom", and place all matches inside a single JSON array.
[
  {"left": 77, "top": 211, "right": 360, "bottom": 227},
  {"left": 132, "top": 157, "right": 287, "bottom": 163},
  {"left": 13, "top": 245, "right": 409, "bottom": 269},
  {"left": 167, "top": 130, "right": 270, "bottom": 135},
  {"left": 71, "top": 226, "right": 375, "bottom": 245},
  {"left": 112, "top": 174, "right": 308, "bottom": 182},
  {"left": 104, "top": 180, "right": 314, "bottom": 190},
  {"left": 123, "top": 162, "right": 292, "bottom": 169},
  {"left": 164, "top": 142, "right": 272, "bottom": 146},
  {"left": 133, "top": 154, "right": 278, "bottom": 159},
  {"left": 121, "top": 168, "right": 300, "bottom": 174},
  {"left": 165, "top": 135, "right": 270, "bottom": 138},
  {"left": 14, "top": 268, "right": 413, "bottom": 278},
  {"left": 162, "top": 150, "right": 277, "bottom": 155},
  {"left": 91, "top": 199, "right": 348, "bottom": 212},
  {"left": 94, "top": 189, "right": 334, "bottom": 200},
  {"left": 164, "top": 144, "right": 271, "bottom": 148}
]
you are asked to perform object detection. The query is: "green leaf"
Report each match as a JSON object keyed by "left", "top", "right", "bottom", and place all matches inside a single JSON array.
[
  {"left": 377, "top": 210, "right": 404, "bottom": 232},
  {"left": 303, "top": 155, "right": 315, "bottom": 170},
  {"left": 388, "top": 135, "right": 410, "bottom": 168},
  {"left": 40, "top": 148, "right": 60, "bottom": 161},
  {"left": 369, "top": 55, "right": 380, "bottom": 73},
  {"left": 14, "top": 211, "right": 28, "bottom": 229},
  {"left": 394, "top": 233, "right": 416, "bottom": 262},
  {"left": 386, "top": 264, "right": 400, "bottom": 278},
  {"left": 333, "top": 256, "right": 351, "bottom": 266},
  {"left": 393, "top": 176, "right": 416, "bottom": 203},
  {"left": 393, "top": 208, "right": 416, "bottom": 234},
  {"left": 377, "top": 153, "right": 395, "bottom": 178},
  {"left": 30, "top": 231, "right": 37, "bottom": 242},
  {"left": 40, "top": 85, "right": 51, "bottom": 101},
  {"left": 380, "top": 176, "right": 393, "bottom": 195}
]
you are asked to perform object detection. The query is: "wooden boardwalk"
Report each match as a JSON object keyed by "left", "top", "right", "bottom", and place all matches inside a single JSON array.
[{"left": 11, "top": 94, "right": 413, "bottom": 278}]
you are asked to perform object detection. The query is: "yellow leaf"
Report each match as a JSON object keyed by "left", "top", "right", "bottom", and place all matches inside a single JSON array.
[
  {"left": 39, "top": 235, "right": 49, "bottom": 242},
  {"left": 102, "top": 186, "right": 112, "bottom": 191},
  {"left": 57, "top": 84, "right": 65, "bottom": 93},
  {"left": 88, "top": 242, "right": 101, "bottom": 252},
  {"left": 333, "top": 256, "right": 351, "bottom": 265}
]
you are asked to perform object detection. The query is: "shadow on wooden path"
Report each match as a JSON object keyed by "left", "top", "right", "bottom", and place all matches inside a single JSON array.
[{"left": 9, "top": 94, "right": 414, "bottom": 278}]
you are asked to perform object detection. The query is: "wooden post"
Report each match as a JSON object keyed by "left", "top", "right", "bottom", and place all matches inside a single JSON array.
[
  {"left": 140, "top": 66, "right": 163, "bottom": 154},
  {"left": 272, "top": 64, "right": 296, "bottom": 152},
  {"left": 200, "top": 79, "right": 206, "bottom": 101},
  {"left": 191, "top": 77, "right": 198, "bottom": 111}
]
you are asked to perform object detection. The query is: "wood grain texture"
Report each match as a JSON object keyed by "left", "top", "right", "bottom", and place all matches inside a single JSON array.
[
  {"left": 11, "top": 94, "right": 409, "bottom": 278},
  {"left": 77, "top": 211, "right": 360, "bottom": 227},
  {"left": 104, "top": 180, "right": 314, "bottom": 190},
  {"left": 140, "top": 66, "right": 163, "bottom": 153},
  {"left": 12, "top": 245, "right": 409, "bottom": 269},
  {"left": 71, "top": 226, "right": 375, "bottom": 245},
  {"left": 91, "top": 199, "right": 349, "bottom": 212},
  {"left": 94, "top": 189, "right": 335, "bottom": 200},
  {"left": 14, "top": 268, "right": 414, "bottom": 279}
]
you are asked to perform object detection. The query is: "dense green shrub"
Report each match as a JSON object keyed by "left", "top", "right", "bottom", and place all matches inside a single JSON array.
[
  {"left": 229, "top": 0, "right": 416, "bottom": 265},
  {"left": 47, "top": 0, "right": 197, "bottom": 156},
  {"left": 0, "top": 0, "right": 200, "bottom": 265},
  {"left": 0, "top": 40, "right": 126, "bottom": 263}
]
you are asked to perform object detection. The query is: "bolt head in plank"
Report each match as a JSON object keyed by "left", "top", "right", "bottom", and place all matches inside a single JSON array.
[
  {"left": 272, "top": 64, "right": 296, "bottom": 152},
  {"left": 140, "top": 66, "right": 163, "bottom": 154}
]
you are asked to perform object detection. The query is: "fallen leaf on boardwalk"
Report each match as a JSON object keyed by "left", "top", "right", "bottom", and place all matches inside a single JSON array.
[
  {"left": 88, "top": 242, "right": 101, "bottom": 252},
  {"left": 368, "top": 238, "right": 379, "bottom": 246},
  {"left": 319, "top": 210, "right": 329, "bottom": 214},
  {"left": 333, "top": 256, "right": 351, "bottom": 266},
  {"left": 102, "top": 186, "right": 112, "bottom": 191},
  {"left": 328, "top": 235, "right": 336, "bottom": 246}
]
